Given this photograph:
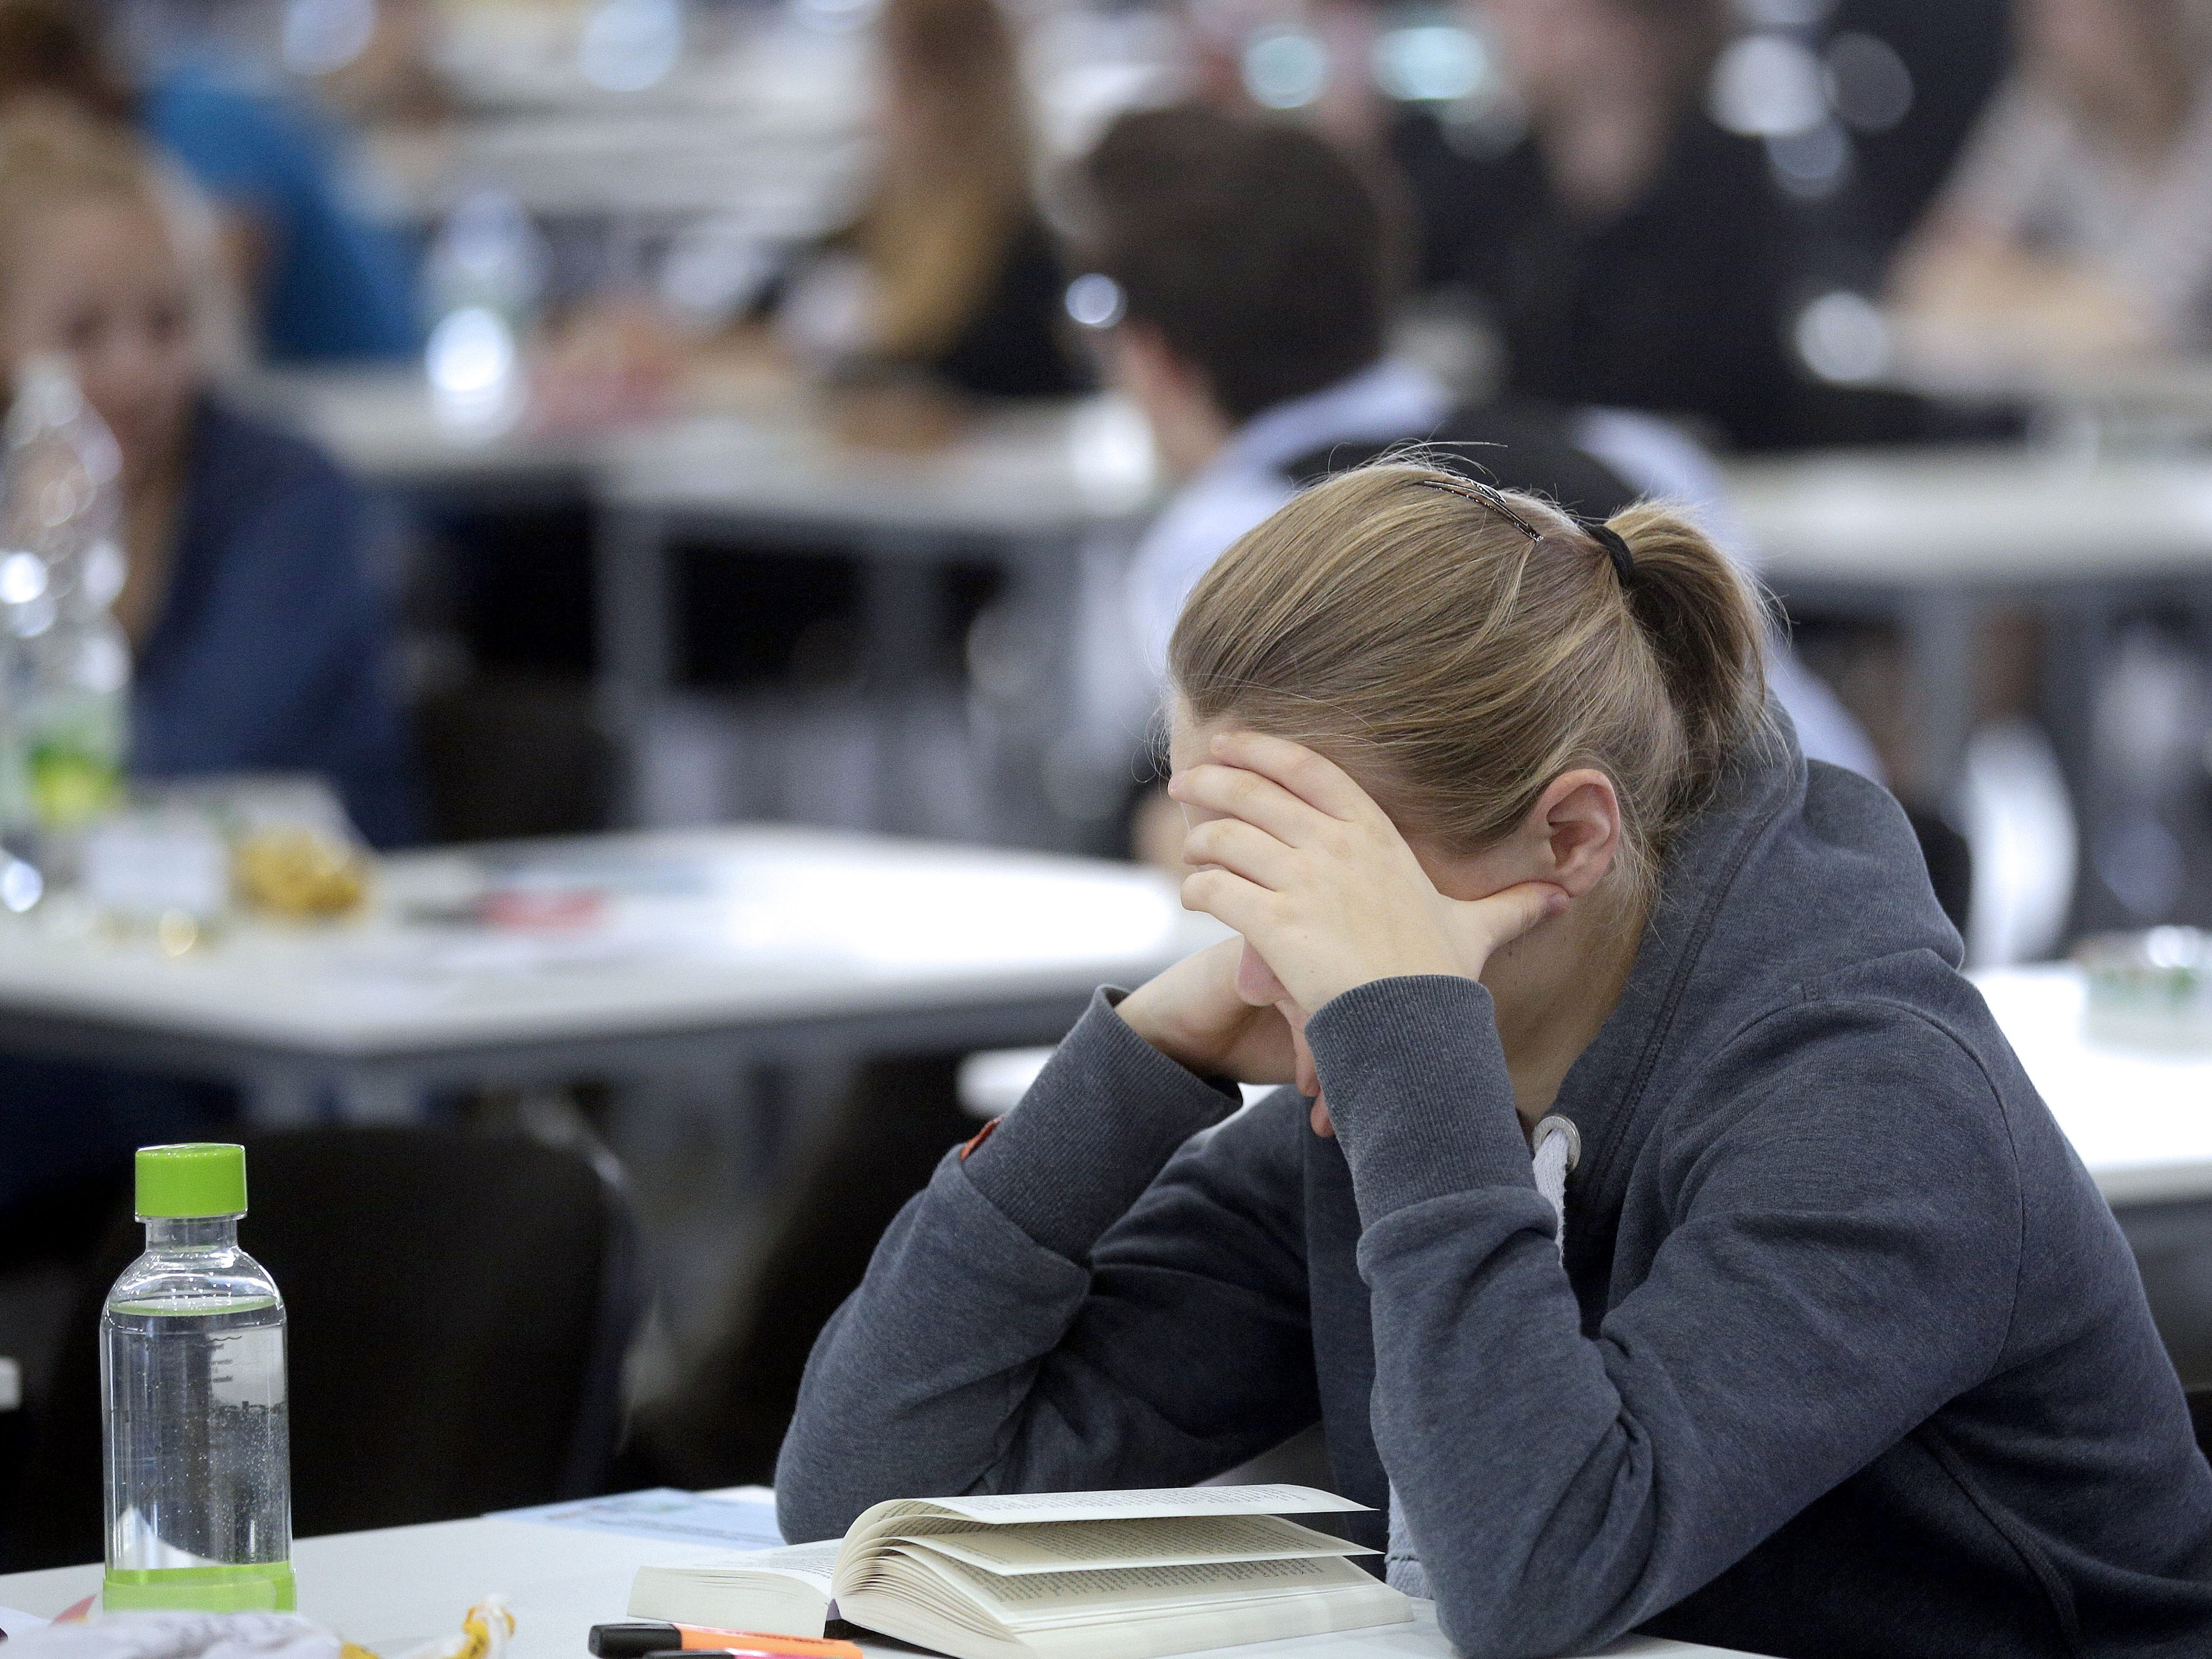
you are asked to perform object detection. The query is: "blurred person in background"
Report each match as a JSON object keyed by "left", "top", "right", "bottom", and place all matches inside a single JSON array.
[
  {"left": 1389, "top": 0, "right": 1803, "bottom": 449},
  {"left": 1071, "top": 103, "right": 1879, "bottom": 868},
  {"left": 1893, "top": 0, "right": 2212, "bottom": 361},
  {"left": 0, "top": 0, "right": 418, "bottom": 363},
  {"left": 0, "top": 101, "right": 416, "bottom": 1220},
  {"left": 770, "top": 0, "right": 1081, "bottom": 403}
]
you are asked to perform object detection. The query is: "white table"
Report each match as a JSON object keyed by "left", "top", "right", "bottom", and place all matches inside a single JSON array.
[
  {"left": 0, "top": 1511, "right": 1760, "bottom": 1659},
  {"left": 591, "top": 397, "right": 1158, "bottom": 839},
  {"left": 1727, "top": 443, "right": 2212, "bottom": 931},
  {"left": 240, "top": 368, "right": 1161, "bottom": 842},
  {"left": 1727, "top": 444, "right": 2212, "bottom": 800},
  {"left": 1973, "top": 964, "right": 2212, "bottom": 1205},
  {"left": 0, "top": 827, "right": 1214, "bottom": 1120}
]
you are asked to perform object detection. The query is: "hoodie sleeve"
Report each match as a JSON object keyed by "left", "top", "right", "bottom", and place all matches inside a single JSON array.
[
  {"left": 1307, "top": 975, "right": 2021, "bottom": 1659},
  {"left": 775, "top": 990, "right": 1320, "bottom": 1543}
]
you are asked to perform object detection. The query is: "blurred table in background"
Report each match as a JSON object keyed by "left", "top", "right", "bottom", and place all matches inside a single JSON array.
[
  {"left": 237, "top": 368, "right": 611, "bottom": 502},
  {"left": 0, "top": 828, "right": 1216, "bottom": 1122},
  {"left": 1976, "top": 962, "right": 2212, "bottom": 1386},
  {"left": 240, "top": 368, "right": 1161, "bottom": 846},
  {"left": 1975, "top": 964, "right": 2212, "bottom": 1205},
  {"left": 595, "top": 397, "right": 1156, "bottom": 838},
  {"left": 1730, "top": 445, "right": 2212, "bottom": 930}
]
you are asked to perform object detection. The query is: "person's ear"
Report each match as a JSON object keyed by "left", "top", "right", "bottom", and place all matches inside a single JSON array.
[{"left": 1523, "top": 768, "right": 1621, "bottom": 898}]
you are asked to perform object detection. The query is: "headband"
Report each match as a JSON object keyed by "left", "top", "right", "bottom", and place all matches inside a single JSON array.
[{"left": 1415, "top": 476, "right": 1636, "bottom": 585}]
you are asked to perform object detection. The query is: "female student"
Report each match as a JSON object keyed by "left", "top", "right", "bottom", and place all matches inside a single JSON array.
[
  {"left": 1894, "top": 0, "right": 2212, "bottom": 359},
  {"left": 773, "top": 0, "right": 1079, "bottom": 401},
  {"left": 0, "top": 102, "right": 413, "bottom": 843},
  {"left": 0, "top": 102, "right": 414, "bottom": 1220},
  {"left": 777, "top": 465, "right": 2212, "bottom": 1655}
]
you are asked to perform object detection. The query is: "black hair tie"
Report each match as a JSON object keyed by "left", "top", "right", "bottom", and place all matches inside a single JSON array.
[{"left": 1584, "top": 520, "right": 1636, "bottom": 585}]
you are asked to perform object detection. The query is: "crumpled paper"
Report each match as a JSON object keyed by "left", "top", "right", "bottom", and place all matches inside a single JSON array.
[
  {"left": 2, "top": 1615, "right": 338, "bottom": 1659},
  {"left": 2, "top": 1598, "right": 512, "bottom": 1659}
]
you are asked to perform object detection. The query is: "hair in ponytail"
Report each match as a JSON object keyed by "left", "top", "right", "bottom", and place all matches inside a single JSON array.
[{"left": 1168, "top": 463, "right": 1774, "bottom": 899}]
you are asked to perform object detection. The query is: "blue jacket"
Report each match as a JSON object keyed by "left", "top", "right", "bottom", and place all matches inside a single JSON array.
[
  {"left": 135, "top": 395, "right": 416, "bottom": 848},
  {"left": 143, "top": 68, "right": 419, "bottom": 363},
  {"left": 780, "top": 728, "right": 2212, "bottom": 1657}
]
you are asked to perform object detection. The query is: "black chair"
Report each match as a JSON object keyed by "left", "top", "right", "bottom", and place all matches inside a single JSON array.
[
  {"left": 1900, "top": 805, "right": 1973, "bottom": 939},
  {"left": 2189, "top": 1389, "right": 2212, "bottom": 1467},
  {"left": 5, "top": 1125, "right": 641, "bottom": 1570}
]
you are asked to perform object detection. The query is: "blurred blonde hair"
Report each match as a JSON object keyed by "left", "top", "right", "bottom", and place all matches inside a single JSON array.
[
  {"left": 857, "top": 0, "right": 1034, "bottom": 363},
  {"left": 0, "top": 95, "right": 162, "bottom": 289},
  {"left": 1169, "top": 464, "right": 1773, "bottom": 897},
  {"left": 0, "top": 96, "right": 240, "bottom": 370}
]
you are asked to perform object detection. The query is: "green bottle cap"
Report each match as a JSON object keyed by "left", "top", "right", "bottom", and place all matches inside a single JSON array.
[{"left": 135, "top": 1143, "right": 247, "bottom": 1219}]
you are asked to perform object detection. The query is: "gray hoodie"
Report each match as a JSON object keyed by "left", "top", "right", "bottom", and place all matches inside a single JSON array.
[{"left": 777, "top": 735, "right": 2212, "bottom": 1658}]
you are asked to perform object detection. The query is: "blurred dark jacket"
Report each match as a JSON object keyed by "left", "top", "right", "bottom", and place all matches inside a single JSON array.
[
  {"left": 135, "top": 393, "right": 416, "bottom": 848},
  {"left": 1399, "top": 113, "right": 1808, "bottom": 450}
]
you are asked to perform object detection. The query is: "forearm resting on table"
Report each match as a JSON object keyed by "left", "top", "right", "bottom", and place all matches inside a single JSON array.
[{"left": 775, "top": 991, "right": 1242, "bottom": 1539}]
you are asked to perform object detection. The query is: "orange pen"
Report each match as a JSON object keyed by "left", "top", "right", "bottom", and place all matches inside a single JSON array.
[{"left": 588, "top": 1624, "right": 860, "bottom": 1659}]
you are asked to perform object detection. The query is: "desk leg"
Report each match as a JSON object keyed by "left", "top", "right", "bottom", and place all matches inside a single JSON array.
[
  {"left": 1902, "top": 590, "right": 1978, "bottom": 807},
  {"left": 333, "top": 1069, "right": 428, "bottom": 1124},
  {"left": 981, "top": 532, "right": 1087, "bottom": 850},
  {"left": 595, "top": 506, "right": 672, "bottom": 828},
  {"left": 241, "top": 1067, "right": 323, "bottom": 1127},
  {"left": 859, "top": 553, "right": 945, "bottom": 836}
]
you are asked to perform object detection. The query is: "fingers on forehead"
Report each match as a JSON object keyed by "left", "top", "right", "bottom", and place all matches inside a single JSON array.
[
  {"left": 1173, "top": 762, "right": 1297, "bottom": 813},
  {"left": 1210, "top": 732, "right": 1359, "bottom": 813}
]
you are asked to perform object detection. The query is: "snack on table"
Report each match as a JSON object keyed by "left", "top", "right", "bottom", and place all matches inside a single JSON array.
[{"left": 233, "top": 827, "right": 370, "bottom": 918}]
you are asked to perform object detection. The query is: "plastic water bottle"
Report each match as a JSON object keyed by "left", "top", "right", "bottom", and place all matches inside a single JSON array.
[
  {"left": 420, "top": 189, "right": 547, "bottom": 431},
  {"left": 102, "top": 1144, "right": 295, "bottom": 1612},
  {"left": 0, "top": 354, "right": 129, "bottom": 906}
]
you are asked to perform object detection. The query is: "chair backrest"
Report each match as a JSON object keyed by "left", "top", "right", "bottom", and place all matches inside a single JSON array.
[
  {"left": 6, "top": 1125, "right": 640, "bottom": 1570},
  {"left": 1278, "top": 400, "right": 1642, "bottom": 523}
]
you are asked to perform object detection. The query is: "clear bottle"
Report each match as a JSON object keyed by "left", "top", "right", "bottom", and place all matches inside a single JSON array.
[
  {"left": 420, "top": 189, "right": 547, "bottom": 431},
  {"left": 102, "top": 1143, "right": 295, "bottom": 1613},
  {"left": 0, "top": 354, "right": 129, "bottom": 903}
]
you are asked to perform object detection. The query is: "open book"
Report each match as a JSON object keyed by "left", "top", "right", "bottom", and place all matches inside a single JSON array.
[{"left": 628, "top": 1484, "right": 1411, "bottom": 1659}]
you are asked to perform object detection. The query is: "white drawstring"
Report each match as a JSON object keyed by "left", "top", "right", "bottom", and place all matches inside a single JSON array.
[
  {"left": 1385, "top": 1115, "right": 1579, "bottom": 1599},
  {"left": 1530, "top": 1114, "right": 1579, "bottom": 1263}
]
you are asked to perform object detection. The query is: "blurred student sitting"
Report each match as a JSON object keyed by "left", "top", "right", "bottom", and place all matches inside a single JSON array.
[
  {"left": 0, "top": 0, "right": 417, "bottom": 363},
  {"left": 1386, "top": 0, "right": 1843, "bottom": 450},
  {"left": 769, "top": 0, "right": 1081, "bottom": 402},
  {"left": 1893, "top": 0, "right": 2212, "bottom": 361},
  {"left": 1069, "top": 103, "right": 1878, "bottom": 864},
  {"left": 0, "top": 102, "right": 416, "bottom": 1217}
]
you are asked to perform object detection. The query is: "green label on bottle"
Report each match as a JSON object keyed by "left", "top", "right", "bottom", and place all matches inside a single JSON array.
[
  {"left": 26, "top": 734, "right": 120, "bottom": 828},
  {"left": 102, "top": 1561, "right": 297, "bottom": 1612}
]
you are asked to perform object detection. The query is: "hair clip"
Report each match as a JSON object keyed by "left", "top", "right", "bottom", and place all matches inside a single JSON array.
[
  {"left": 1413, "top": 475, "right": 1543, "bottom": 541},
  {"left": 1416, "top": 476, "right": 1636, "bottom": 584}
]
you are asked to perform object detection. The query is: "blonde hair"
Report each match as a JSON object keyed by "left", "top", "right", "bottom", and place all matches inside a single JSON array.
[
  {"left": 0, "top": 96, "right": 165, "bottom": 292},
  {"left": 1168, "top": 463, "right": 1773, "bottom": 897},
  {"left": 857, "top": 0, "right": 1033, "bottom": 362}
]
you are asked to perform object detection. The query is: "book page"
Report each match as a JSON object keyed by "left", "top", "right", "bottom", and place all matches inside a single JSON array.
[
  {"left": 724, "top": 1539, "right": 842, "bottom": 1585},
  {"left": 628, "top": 1540, "right": 843, "bottom": 1636},
  {"left": 894, "top": 1514, "right": 1374, "bottom": 1574},
  {"left": 888, "top": 1542, "right": 1385, "bottom": 1626},
  {"left": 892, "top": 1484, "right": 1369, "bottom": 1527}
]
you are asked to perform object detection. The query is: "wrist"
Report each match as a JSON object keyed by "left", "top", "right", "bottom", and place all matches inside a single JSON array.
[
  {"left": 1304, "top": 952, "right": 1466, "bottom": 1015},
  {"left": 1112, "top": 981, "right": 1202, "bottom": 1072}
]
